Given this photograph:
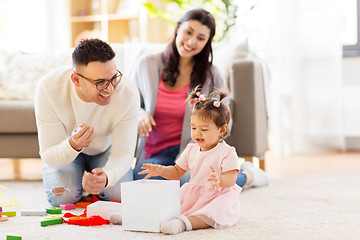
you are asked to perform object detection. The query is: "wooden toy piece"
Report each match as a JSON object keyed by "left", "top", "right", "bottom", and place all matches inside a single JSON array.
[
  {"left": 2, "top": 211, "right": 16, "bottom": 217},
  {"left": 0, "top": 215, "right": 8, "bottom": 222},
  {"left": 21, "top": 209, "right": 47, "bottom": 216},
  {"left": 60, "top": 203, "right": 76, "bottom": 210},
  {"left": 69, "top": 216, "right": 88, "bottom": 221},
  {"left": 46, "top": 207, "right": 62, "bottom": 214},
  {"left": 46, "top": 215, "right": 63, "bottom": 220},
  {"left": 41, "top": 218, "right": 63, "bottom": 227},
  {"left": 6, "top": 235, "right": 21, "bottom": 240},
  {"left": 76, "top": 202, "right": 92, "bottom": 208}
]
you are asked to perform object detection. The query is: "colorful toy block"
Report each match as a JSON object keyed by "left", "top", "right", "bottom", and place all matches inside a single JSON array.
[
  {"left": 76, "top": 202, "right": 92, "bottom": 208},
  {"left": 21, "top": 209, "right": 47, "bottom": 216},
  {"left": 2, "top": 211, "right": 16, "bottom": 217},
  {"left": 87, "top": 201, "right": 121, "bottom": 220},
  {"left": 41, "top": 218, "right": 63, "bottom": 227},
  {"left": 121, "top": 180, "right": 180, "bottom": 232},
  {"left": 46, "top": 215, "right": 63, "bottom": 220},
  {"left": 60, "top": 203, "right": 76, "bottom": 210},
  {"left": 46, "top": 207, "right": 62, "bottom": 214},
  {"left": 6, "top": 235, "right": 21, "bottom": 240}
]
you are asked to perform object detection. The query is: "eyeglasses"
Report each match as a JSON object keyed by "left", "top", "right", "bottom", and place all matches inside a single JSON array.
[{"left": 74, "top": 70, "right": 123, "bottom": 91}]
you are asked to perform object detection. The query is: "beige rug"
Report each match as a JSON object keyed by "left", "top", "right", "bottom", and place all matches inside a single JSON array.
[{"left": 0, "top": 175, "right": 359, "bottom": 240}]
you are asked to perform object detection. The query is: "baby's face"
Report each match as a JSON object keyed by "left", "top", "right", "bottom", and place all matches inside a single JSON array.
[{"left": 190, "top": 113, "right": 222, "bottom": 151}]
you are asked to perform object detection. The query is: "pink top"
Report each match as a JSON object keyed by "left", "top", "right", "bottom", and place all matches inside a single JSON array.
[
  {"left": 176, "top": 141, "right": 241, "bottom": 228},
  {"left": 144, "top": 78, "right": 189, "bottom": 158}
]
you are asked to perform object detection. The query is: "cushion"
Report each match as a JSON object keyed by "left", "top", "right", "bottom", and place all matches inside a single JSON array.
[{"left": 0, "top": 100, "right": 37, "bottom": 133}]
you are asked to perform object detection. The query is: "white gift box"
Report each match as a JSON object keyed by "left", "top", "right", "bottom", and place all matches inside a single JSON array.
[
  {"left": 87, "top": 201, "right": 121, "bottom": 220},
  {"left": 121, "top": 180, "right": 180, "bottom": 232}
]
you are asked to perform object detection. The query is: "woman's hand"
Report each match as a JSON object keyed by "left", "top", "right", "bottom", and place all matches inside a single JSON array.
[
  {"left": 138, "top": 113, "right": 156, "bottom": 137},
  {"left": 138, "top": 163, "right": 164, "bottom": 179}
]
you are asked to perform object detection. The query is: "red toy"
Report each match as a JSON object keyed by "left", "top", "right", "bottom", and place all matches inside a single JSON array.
[{"left": 62, "top": 210, "right": 109, "bottom": 226}]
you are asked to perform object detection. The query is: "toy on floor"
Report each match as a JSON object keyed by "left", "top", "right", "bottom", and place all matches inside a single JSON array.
[
  {"left": 46, "top": 207, "right": 62, "bottom": 214},
  {"left": 76, "top": 194, "right": 100, "bottom": 208},
  {"left": 2, "top": 211, "right": 16, "bottom": 217},
  {"left": 76, "top": 202, "right": 92, "bottom": 208},
  {"left": 62, "top": 210, "right": 109, "bottom": 226},
  {"left": 6, "top": 235, "right": 21, "bottom": 240},
  {"left": 0, "top": 206, "right": 8, "bottom": 222},
  {"left": 41, "top": 218, "right": 63, "bottom": 227},
  {"left": 21, "top": 209, "right": 47, "bottom": 216},
  {"left": 46, "top": 215, "right": 63, "bottom": 220},
  {"left": 60, "top": 203, "right": 76, "bottom": 210}
]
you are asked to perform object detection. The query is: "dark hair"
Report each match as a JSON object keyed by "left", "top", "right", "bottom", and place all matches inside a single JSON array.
[
  {"left": 161, "top": 8, "right": 216, "bottom": 90},
  {"left": 72, "top": 38, "right": 115, "bottom": 67},
  {"left": 186, "top": 85, "right": 231, "bottom": 136}
]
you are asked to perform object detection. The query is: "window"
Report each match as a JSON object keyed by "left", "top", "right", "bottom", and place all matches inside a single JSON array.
[{"left": 342, "top": 0, "right": 360, "bottom": 56}]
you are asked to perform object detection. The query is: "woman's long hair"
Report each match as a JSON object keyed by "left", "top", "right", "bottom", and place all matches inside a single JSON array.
[{"left": 161, "top": 8, "right": 216, "bottom": 90}]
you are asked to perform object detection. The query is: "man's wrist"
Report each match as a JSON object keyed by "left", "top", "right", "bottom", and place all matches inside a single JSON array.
[{"left": 69, "top": 137, "right": 82, "bottom": 151}]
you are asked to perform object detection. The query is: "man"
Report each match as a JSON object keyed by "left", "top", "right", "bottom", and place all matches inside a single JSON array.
[{"left": 35, "top": 39, "right": 139, "bottom": 206}]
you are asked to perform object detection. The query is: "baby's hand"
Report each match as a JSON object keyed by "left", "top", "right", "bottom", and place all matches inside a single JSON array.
[
  {"left": 138, "top": 163, "right": 164, "bottom": 179},
  {"left": 207, "top": 165, "right": 220, "bottom": 191}
]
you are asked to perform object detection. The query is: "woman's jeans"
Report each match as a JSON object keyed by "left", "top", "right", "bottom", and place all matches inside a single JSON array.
[
  {"left": 42, "top": 148, "right": 133, "bottom": 206},
  {"left": 133, "top": 145, "right": 247, "bottom": 187},
  {"left": 133, "top": 145, "right": 190, "bottom": 186}
]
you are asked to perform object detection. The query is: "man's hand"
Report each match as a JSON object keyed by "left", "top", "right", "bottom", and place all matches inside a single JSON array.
[
  {"left": 69, "top": 123, "right": 95, "bottom": 151},
  {"left": 82, "top": 168, "right": 107, "bottom": 195}
]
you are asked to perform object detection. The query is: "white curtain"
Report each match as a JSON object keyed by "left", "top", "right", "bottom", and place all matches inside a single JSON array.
[{"left": 251, "top": 0, "right": 345, "bottom": 156}]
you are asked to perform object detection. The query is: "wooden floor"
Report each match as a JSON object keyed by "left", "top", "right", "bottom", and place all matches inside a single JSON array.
[{"left": 0, "top": 151, "right": 360, "bottom": 181}]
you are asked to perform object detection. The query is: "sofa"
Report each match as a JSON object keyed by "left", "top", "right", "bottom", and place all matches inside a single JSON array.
[{"left": 0, "top": 41, "right": 268, "bottom": 170}]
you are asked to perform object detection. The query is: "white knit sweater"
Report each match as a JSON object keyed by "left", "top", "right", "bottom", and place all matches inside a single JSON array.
[{"left": 34, "top": 66, "right": 140, "bottom": 187}]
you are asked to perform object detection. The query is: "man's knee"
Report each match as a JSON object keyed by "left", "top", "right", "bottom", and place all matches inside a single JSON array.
[{"left": 46, "top": 186, "right": 82, "bottom": 206}]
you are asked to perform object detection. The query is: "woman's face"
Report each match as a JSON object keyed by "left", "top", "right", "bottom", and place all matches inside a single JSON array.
[{"left": 175, "top": 20, "right": 211, "bottom": 60}]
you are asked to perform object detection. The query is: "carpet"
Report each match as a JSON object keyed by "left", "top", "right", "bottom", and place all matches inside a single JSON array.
[{"left": 0, "top": 175, "right": 359, "bottom": 240}]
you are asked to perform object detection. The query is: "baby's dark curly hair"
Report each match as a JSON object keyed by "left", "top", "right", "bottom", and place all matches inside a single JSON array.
[
  {"left": 72, "top": 38, "right": 115, "bottom": 67},
  {"left": 186, "top": 85, "right": 231, "bottom": 136}
]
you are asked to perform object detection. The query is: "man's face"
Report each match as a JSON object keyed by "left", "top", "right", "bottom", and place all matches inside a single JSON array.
[{"left": 71, "top": 59, "right": 119, "bottom": 106}]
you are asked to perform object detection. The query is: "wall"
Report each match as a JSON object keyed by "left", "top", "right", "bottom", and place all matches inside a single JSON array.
[{"left": 342, "top": 56, "right": 360, "bottom": 150}]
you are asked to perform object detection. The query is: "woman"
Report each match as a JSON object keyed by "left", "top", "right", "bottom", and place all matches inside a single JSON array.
[{"left": 132, "top": 8, "right": 268, "bottom": 188}]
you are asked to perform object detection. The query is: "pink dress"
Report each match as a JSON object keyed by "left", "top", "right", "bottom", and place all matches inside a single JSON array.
[{"left": 176, "top": 141, "right": 242, "bottom": 229}]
